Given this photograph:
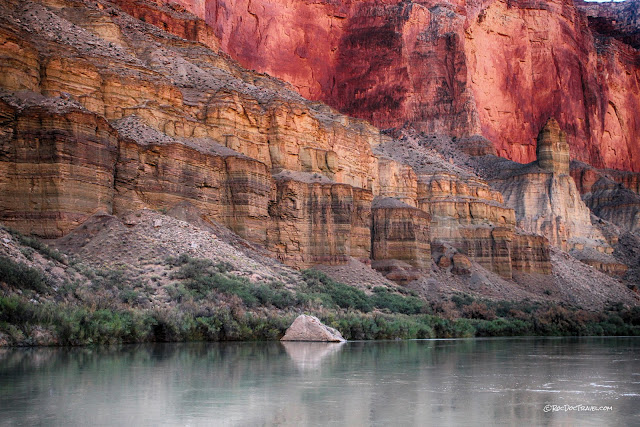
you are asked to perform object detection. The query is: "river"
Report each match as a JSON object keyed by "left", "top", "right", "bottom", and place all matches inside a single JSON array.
[{"left": 0, "top": 337, "right": 638, "bottom": 426}]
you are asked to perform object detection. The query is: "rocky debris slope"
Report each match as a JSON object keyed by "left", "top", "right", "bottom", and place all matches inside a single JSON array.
[{"left": 166, "top": 0, "right": 640, "bottom": 172}]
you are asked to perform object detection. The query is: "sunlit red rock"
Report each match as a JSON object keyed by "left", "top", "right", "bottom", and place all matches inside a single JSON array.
[{"left": 166, "top": 0, "right": 640, "bottom": 172}]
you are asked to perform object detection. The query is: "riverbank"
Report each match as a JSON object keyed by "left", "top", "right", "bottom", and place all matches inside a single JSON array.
[{"left": 2, "top": 251, "right": 639, "bottom": 346}]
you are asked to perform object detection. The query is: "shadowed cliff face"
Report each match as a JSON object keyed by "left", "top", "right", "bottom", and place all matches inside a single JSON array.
[
  {"left": 577, "top": 0, "right": 640, "bottom": 49},
  {"left": 164, "top": 0, "right": 640, "bottom": 172}
]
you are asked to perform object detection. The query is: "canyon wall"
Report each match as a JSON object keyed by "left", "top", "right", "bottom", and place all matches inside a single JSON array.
[
  {"left": 0, "top": 0, "right": 557, "bottom": 279},
  {"left": 163, "top": 0, "right": 640, "bottom": 172},
  {"left": 0, "top": 95, "right": 118, "bottom": 238}
]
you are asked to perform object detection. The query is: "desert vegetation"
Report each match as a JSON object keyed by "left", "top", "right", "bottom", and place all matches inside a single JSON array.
[{"left": 1, "top": 251, "right": 638, "bottom": 346}]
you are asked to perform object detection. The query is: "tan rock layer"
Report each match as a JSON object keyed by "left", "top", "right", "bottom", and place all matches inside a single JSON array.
[
  {"left": 0, "top": 100, "right": 118, "bottom": 238},
  {"left": 267, "top": 174, "right": 372, "bottom": 267},
  {"left": 371, "top": 197, "right": 430, "bottom": 270},
  {"left": 511, "top": 233, "right": 552, "bottom": 275}
]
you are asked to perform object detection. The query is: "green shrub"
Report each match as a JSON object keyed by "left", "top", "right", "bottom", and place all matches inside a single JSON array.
[
  {"left": 93, "top": 268, "right": 127, "bottom": 290},
  {"left": 0, "top": 256, "right": 48, "bottom": 293},
  {"left": 301, "top": 269, "right": 372, "bottom": 312},
  {"left": 371, "top": 287, "right": 426, "bottom": 315},
  {"left": 473, "top": 318, "right": 532, "bottom": 337},
  {"left": 120, "top": 289, "right": 140, "bottom": 304},
  {"left": 6, "top": 228, "right": 66, "bottom": 264}
]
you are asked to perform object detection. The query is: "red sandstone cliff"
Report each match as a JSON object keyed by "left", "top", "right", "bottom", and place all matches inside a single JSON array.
[{"left": 164, "top": 0, "right": 640, "bottom": 172}]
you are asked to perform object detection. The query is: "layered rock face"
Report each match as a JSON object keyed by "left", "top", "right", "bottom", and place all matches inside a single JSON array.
[
  {"left": 371, "top": 197, "right": 431, "bottom": 282},
  {"left": 511, "top": 233, "right": 552, "bottom": 275},
  {"left": 488, "top": 119, "right": 609, "bottom": 253},
  {"left": 373, "top": 134, "right": 551, "bottom": 279},
  {"left": 0, "top": 94, "right": 118, "bottom": 238},
  {"left": 0, "top": 0, "right": 424, "bottom": 273},
  {"left": 4, "top": 0, "right": 611, "bottom": 285},
  {"left": 417, "top": 173, "right": 519, "bottom": 278},
  {"left": 112, "top": 117, "right": 273, "bottom": 245},
  {"left": 267, "top": 172, "right": 373, "bottom": 267},
  {"left": 165, "top": 0, "right": 640, "bottom": 172},
  {"left": 111, "top": 0, "right": 220, "bottom": 51},
  {"left": 479, "top": 119, "right": 632, "bottom": 278},
  {"left": 582, "top": 178, "right": 640, "bottom": 233}
]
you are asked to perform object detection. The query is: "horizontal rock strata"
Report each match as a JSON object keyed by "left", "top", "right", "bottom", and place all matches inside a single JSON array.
[{"left": 0, "top": 0, "right": 578, "bottom": 284}]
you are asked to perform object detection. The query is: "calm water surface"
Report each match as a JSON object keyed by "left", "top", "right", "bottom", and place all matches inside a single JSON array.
[{"left": 0, "top": 337, "right": 638, "bottom": 426}]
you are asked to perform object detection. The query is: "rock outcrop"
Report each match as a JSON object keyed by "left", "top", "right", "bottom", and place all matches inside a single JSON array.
[
  {"left": 164, "top": 0, "right": 640, "bottom": 172},
  {"left": 370, "top": 197, "right": 430, "bottom": 282},
  {"left": 488, "top": 119, "right": 609, "bottom": 252},
  {"left": 536, "top": 119, "right": 570, "bottom": 175},
  {"left": 0, "top": 94, "right": 118, "bottom": 238},
  {"left": 479, "top": 119, "right": 621, "bottom": 276},
  {"left": 280, "top": 315, "right": 346, "bottom": 342}
]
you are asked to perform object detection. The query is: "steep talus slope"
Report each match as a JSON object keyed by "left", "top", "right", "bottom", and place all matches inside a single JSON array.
[{"left": 165, "top": 0, "right": 640, "bottom": 171}]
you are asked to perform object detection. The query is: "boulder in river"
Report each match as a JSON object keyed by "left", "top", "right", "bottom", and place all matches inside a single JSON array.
[{"left": 280, "top": 315, "right": 346, "bottom": 342}]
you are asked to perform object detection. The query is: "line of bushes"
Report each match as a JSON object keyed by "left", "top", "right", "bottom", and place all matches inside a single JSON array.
[
  {"left": 1, "top": 295, "right": 639, "bottom": 346},
  {"left": 1, "top": 252, "right": 639, "bottom": 346},
  {"left": 0, "top": 295, "right": 299, "bottom": 345},
  {"left": 167, "top": 256, "right": 429, "bottom": 316}
]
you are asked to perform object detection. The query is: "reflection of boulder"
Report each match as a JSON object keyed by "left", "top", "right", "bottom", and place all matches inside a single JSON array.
[
  {"left": 281, "top": 315, "right": 345, "bottom": 342},
  {"left": 281, "top": 341, "right": 345, "bottom": 371}
]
